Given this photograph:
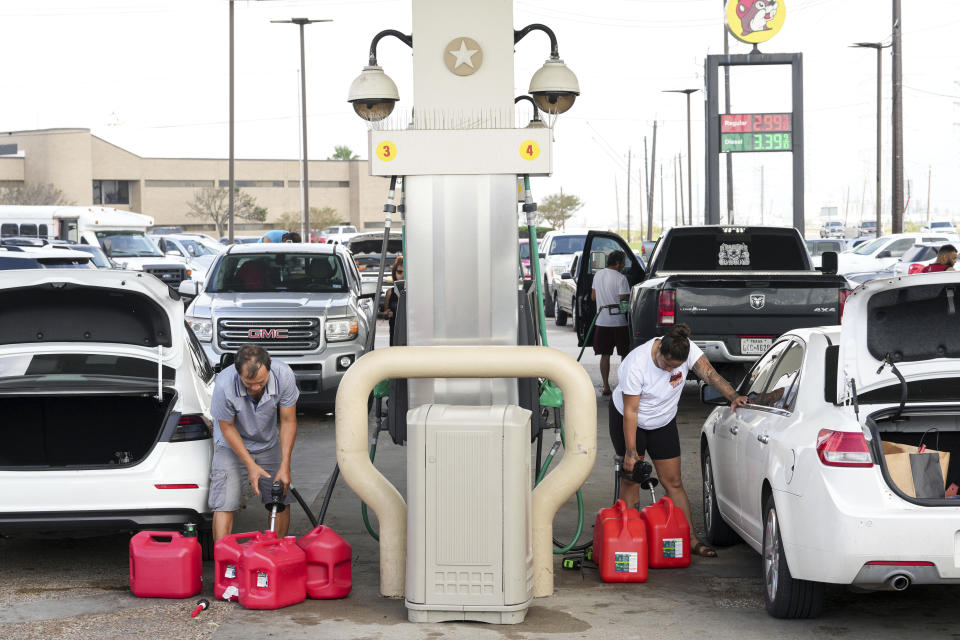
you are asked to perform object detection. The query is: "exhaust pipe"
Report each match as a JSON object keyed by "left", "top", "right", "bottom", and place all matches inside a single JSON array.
[{"left": 888, "top": 574, "right": 910, "bottom": 591}]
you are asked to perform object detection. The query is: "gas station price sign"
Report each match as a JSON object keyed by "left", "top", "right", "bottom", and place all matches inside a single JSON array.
[{"left": 720, "top": 113, "right": 792, "bottom": 153}]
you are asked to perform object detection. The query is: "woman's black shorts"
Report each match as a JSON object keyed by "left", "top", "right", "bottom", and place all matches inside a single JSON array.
[{"left": 608, "top": 398, "right": 681, "bottom": 460}]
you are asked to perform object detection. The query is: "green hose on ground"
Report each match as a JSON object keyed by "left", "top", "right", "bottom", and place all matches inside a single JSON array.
[{"left": 361, "top": 439, "right": 379, "bottom": 541}]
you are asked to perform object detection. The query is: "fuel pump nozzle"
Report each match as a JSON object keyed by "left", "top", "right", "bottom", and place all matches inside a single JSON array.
[
  {"left": 620, "top": 461, "right": 660, "bottom": 505},
  {"left": 266, "top": 480, "right": 286, "bottom": 533}
]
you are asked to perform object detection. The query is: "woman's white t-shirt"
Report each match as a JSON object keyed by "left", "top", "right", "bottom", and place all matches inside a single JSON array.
[{"left": 612, "top": 337, "right": 704, "bottom": 430}]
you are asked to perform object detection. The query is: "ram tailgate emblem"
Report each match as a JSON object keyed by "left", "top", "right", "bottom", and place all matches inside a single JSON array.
[
  {"left": 248, "top": 328, "right": 288, "bottom": 339},
  {"left": 750, "top": 294, "right": 766, "bottom": 310}
]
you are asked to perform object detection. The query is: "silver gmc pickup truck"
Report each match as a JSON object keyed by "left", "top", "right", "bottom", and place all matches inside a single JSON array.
[{"left": 179, "top": 243, "right": 377, "bottom": 408}]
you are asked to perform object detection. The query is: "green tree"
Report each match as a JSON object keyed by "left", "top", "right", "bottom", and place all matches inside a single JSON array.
[
  {"left": 537, "top": 192, "right": 583, "bottom": 229},
  {"left": 329, "top": 145, "right": 358, "bottom": 161},
  {"left": 310, "top": 206, "right": 341, "bottom": 230},
  {"left": 187, "top": 187, "right": 266, "bottom": 238},
  {"left": 0, "top": 182, "right": 73, "bottom": 205}
]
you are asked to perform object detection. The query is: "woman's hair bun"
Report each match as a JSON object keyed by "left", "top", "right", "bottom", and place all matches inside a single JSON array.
[{"left": 668, "top": 324, "right": 691, "bottom": 340}]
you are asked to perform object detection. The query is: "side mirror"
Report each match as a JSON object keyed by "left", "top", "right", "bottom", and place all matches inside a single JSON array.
[
  {"left": 560, "top": 272, "right": 572, "bottom": 280},
  {"left": 538, "top": 252, "right": 546, "bottom": 260},
  {"left": 177, "top": 280, "right": 200, "bottom": 297},
  {"left": 359, "top": 281, "right": 378, "bottom": 298},
  {"left": 820, "top": 251, "right": 838, "bottom": 275},
  {"left": 214, "top": 352, "right": 236, "bottom": 374},
  {"left": 876, "top": 250, "right": 892, "bottom": 259},
  {"left": 700, "top": 383, "right": 730, "bottom": 406}
]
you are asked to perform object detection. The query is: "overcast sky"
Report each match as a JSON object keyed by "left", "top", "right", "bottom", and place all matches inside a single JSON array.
[{"left": 3, "top": 0, "right": 958, "bottom": 232}]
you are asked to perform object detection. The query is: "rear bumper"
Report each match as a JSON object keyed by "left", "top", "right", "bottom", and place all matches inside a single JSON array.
[
  {"left": 0, "top": 509, "right": 208, "bottom": 534},
  {"left": 693, "top": 339, "right": 758, "bottom": 363}
]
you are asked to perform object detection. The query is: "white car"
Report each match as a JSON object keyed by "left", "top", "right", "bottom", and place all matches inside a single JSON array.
[
  {"left": 0, "top": 269, "right": 215, "bottom": 555},
  {"left": 819, "top": 220, "right": 845, "bottom": 239},
  {"left": 154, "top": 233, "right": 222, "bottom": 283},
  {"left": 922, "top": 220, "right": 958, "bottom": 236},
  {"left": 837, "top": 233, "right": 950, "bottom": 275},
  {"left": 537, "top": 229, "right": 587, "bottom": 316},
  {"left": 700, "top": 271, "right": 960, "bottom": 618}
]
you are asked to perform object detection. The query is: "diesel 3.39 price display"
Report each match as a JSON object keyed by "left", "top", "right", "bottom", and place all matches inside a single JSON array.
[{"left": 719, "top": 113, "right": 793, "bottom": 153}]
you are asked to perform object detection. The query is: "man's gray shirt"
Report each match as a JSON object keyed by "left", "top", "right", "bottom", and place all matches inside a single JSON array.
[{"left": 210, "top": 361, "right": 300, "bottom": 453}]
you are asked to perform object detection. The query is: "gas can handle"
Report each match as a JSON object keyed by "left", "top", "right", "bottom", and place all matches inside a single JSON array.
[{"left": 149, "top": 534, "right": 174, "bottom": 543}]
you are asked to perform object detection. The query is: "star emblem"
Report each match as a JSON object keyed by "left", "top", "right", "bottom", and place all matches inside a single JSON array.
[{"left": 448, "top": 40, "right": 478, "bottom": 69}]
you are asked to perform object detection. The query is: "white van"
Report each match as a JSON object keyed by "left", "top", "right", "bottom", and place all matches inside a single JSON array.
[{"left": 0, "top": 206, "right": 189, "bottom": 285}]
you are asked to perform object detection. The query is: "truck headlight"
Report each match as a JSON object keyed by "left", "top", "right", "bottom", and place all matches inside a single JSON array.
[
  {"left": 326, "top": 316, "right": 358, "bottom": 342},
  {"left": 186, "top": 316, "right": 213, "bottom": 342}
]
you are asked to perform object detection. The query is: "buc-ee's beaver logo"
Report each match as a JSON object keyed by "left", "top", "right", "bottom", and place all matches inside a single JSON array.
[{"left": 726, "top": 0, "right": 786, "bottom": 45}]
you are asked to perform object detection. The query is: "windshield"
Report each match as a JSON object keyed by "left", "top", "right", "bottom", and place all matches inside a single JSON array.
[
  {"left": 0, "top": 353, "right": 173, "bottom": 384},
  {"left": 68, "top": 245, "right": 110, "bottom": 268},
  {"left": 931, "top": 222, "right": 952, "bottom": 229},
  {"left": 852, "top": 237, "right": 886, "bottom": 255},
  {"left": 807, "top": 240, "right": 843, "bottom": 256},
  {"left": 860, "top": 221, "right": 877, "bottom": 228},
  {"left": 825, "top": 221, "right": 842, "bottom": 227},
  {"left": 207, "top": 253, "right": 348, "bottom": 293},
  {"left": 97, "top": 231, "right": 163, "bottom": 258},
  {"left": 519, "top": 242, "right": 530, "bottom": 259},
  {"left": 549, "top": 235, "right": 586, "bottom": 255},
  {"left": 179, "top": 239, "right": 218, "bottom": 257}
]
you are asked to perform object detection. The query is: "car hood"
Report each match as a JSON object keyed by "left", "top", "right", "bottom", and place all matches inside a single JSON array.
[
  {"left": 111, "top": 256, "right": 184, "bottom": 270},
  {"left": 190, "top": 292, "right": 354, "bottom": 317},
  {"left": 838, "top": 271, "right": 960, "bottom": 400}
]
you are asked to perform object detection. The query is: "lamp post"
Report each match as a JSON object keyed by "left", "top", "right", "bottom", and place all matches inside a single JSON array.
[
  {"left": 852, "top": 41, "right": 890, "bottom": 238},
  {"left": 665, "top": 89, "right": 698, "bottom": 225},
  {"left": 273, "top": 18, "right": 332, "bottom": 241}
]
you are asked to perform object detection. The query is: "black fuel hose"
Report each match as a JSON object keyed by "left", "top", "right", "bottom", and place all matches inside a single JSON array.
[
  {"left": 289, "top": 487, "right": 318, "bottom": 529},
  {"left": 315, "top": 464, "right": 341, "bottom": 526}
]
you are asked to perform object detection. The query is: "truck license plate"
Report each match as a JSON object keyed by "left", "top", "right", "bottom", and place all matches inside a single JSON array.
[{"left": 740, "top": 338, "right": 772, "bottom": 356}]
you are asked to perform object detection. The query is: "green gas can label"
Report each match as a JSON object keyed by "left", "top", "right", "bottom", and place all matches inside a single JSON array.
[
  {"left": 614, "top": 552, "right": 638, "bottom": 573},
  {"left": 662, "top": 538, "right": 684, "bottom": 558}
]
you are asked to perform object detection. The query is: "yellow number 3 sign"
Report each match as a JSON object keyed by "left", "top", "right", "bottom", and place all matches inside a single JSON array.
[
  {"left": 377, "top": 141, "right": 397, "bottom": 162},
  {"left": 520, "top": 140, "right": 540, "bottom": 161}
]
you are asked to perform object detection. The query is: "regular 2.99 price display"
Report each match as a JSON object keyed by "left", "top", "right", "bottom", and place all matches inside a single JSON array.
[{"left": 719, "top": 113, "right": 793, "bottom": 153}]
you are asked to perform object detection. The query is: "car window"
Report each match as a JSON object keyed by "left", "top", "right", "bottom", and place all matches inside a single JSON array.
[
  {"left": 207, "top": 253, "right": 347, "bottom": 293},
  {"left": 586, "top": 237, "right": 632, "bottom": 274},
  {"left": 742, "top": 341, "right": 789, "bottom": 399},
  {"left": 886, "top": 238, "right": 917, "bottom": 258},
  {"left": 549, "top": 235, "right": 586, "bottom": 256},
  {"left": 755, "top": 341, "right": 804, "bottom": 410},
  {"left": 853, "top": 237, "right": 885, "bottom": 255},
  {"left": 922, "top": 236, "right": 948, "bottom": 243}
]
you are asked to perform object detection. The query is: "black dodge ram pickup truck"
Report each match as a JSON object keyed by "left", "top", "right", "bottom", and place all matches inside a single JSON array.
[{"left": 570, "top": 226, "right": 848, "bottom": 380}]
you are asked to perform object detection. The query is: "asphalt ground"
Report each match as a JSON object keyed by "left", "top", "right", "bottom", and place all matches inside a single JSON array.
[{"left": 2, "top": 320, "right": 959, "bottom": 639}]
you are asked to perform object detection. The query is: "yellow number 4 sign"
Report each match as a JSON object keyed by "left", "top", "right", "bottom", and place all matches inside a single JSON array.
[{"left": 519, "top": 140, "right": 540, "bottom": 161}]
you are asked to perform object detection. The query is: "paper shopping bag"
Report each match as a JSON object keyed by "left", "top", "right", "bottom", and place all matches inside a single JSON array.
[{"left": 882, "top": 441, "right": 950, "bottom": 498}]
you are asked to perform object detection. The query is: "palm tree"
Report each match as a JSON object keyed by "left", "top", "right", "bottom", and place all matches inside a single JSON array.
[{"left": 329, "top": 145, "right": 358, "bottom": 161}]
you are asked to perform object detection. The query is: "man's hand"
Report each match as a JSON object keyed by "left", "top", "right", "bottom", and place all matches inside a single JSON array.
[
  {"left": 729, "top": 395, "right": 749, "bottom": 413},
  {"left": 623, "top": 449, "right": 640, "bottom": 473},
  {"left": 274, "top": 464, "right": 292, "bottom": 492},
  {"left": 247, "top": 463, "right": 271, "bottom": 497}
]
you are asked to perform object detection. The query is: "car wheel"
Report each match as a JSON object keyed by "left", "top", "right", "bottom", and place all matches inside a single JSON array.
[
  {"left": 554, "top": 295, "right": 568, "bottom": 326},
  {"left": 701, "top": 449, "right": 740, "bottom": 546},
  {"left": 762, "top": 495, "right": 824, "bottom": 619},
  {"left": 543, "top": 279, "right": 554, "bottom": 317}
]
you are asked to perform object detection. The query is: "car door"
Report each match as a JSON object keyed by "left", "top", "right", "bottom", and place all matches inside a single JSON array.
[
  {"left": 574, "top": 231, "right": 645, "bottom": 346},
  {"left": 713, "top": 341, "right": 789, "bottom": 530},
  {"left": 737, "top": 339, "right": 804, "bottom": 543},
  {"left": 557, "top": 252, "right": 579, "bottom": 313}
]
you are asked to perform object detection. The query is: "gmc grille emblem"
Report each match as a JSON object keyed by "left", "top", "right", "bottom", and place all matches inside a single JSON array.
[{"left": 248, "top": 329, "right": 288, "bottom": 339}]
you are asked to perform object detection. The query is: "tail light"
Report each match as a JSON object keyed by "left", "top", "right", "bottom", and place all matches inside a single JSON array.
[
  {"left": 657, "top": 290, "right": 676, "bottom": 325},
  {"left": 170, "top": 414, "right": 211, "bottom": 442},
  {"left": 838, "top": 288, "right": 851, "bottom": 319},
  {"left": 816, "top": 429, "right": 873, "bottom": 467},
  {"left": 908, "top": 263, "right": 924, "bottom": 275}
]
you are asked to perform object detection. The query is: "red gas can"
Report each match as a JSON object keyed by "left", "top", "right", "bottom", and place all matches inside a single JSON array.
[
  {"left": 239, "top": 531, "right": 307, "bottom": 610},
  {"left": 129, "top": 531, "right": 201, "bottom": 598},
  {"left": 595, "top": 499, "right": 648, "bottom": 583},
  {"left": 297, "top": 525, "right": 352, "bottom": 599},
  {"left": 214, "top": 531, "right": 262, "bottom": 601},
  {"left": 640, "top": 497, "right": 691, "bottom": 569}
]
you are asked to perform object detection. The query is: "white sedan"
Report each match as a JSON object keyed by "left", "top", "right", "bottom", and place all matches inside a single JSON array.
[{"left": 699, "top": 271, "right": 960, "bottom": 618}]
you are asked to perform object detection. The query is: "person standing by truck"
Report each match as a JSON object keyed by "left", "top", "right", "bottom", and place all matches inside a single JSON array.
[
  {"left": 592, "top": 250, "right": 630, "bottom": 395},
  {"left": 611, "top": 324, "right": 747, "bottom": 557},
  {"left": 209, "top": 345, "right": 300, "bottom": 541}
]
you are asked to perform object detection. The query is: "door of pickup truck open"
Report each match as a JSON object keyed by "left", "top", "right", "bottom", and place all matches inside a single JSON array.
[{"left": 574, "top": 231, "right": 645, "bottom": 347}]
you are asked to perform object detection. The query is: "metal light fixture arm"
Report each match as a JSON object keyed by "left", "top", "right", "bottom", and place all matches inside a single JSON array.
[
  {"left": 368, "top": 29, "right": 413, "bottom": 66},
  {"left": 514, "top": 23, "right": 560, "bottom": 59},
  {"left": 514, "top": 95, "right": 542, "bottom": 125}
]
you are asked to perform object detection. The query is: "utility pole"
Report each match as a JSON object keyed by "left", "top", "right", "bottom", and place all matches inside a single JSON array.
[
  {"left": 678, "top": 153, "right": 685, "bottom": 226},
  {"left": 614, "top": 176, "right": 621, "bottom": 234},
  {"left": 642, "top": 136, "right": 649, "bottom": 243},
  {"left": 674, "top": 155, "right": 680, "bottom": 227},
  {"left": 626, "top": 148, "right": 632, "bottom": 243},
  {"left": 228, "top": 0, "right": 235, "bottom": 243},
  {"left": 852, "top": 41, "right": 889, "bottom": 240},
  {"left": 723, "top": 2, "right": 734, "bottom": 225},
  {"left": 647, "top": 121, "right": 657, "bottom": 242},
  {"left": 926, "top": 166, "right": 932, "bottom": 226},
  {"left": 892, "top": 0, "right": 905, "bottom": 232},
  {"left": 858, "top": 176, "right": 866, "bottom": 223},
  {"left": 660, "top": 162, "right": 665, "bottom": 233}
]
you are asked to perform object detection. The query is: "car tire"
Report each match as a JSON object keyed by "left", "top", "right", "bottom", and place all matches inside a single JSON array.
[
  {"left": 554, "top": 295, "right": 568, "bottom": 326},
  {"left": 762, "top": 495, "right": 824, "bottom": 619},
  {"left": 701, "top": 449, "right": 740, "bottom": 547},
  {"left": 543, "top": 279, "right": 554, "bottom": 317}
]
